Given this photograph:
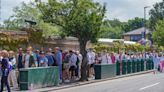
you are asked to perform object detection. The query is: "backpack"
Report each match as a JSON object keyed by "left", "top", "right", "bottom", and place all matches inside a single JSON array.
[
  {"left": 76, "top": 57, "right": 80, "bottom": 66},
  {"left": 63, "top": 55, "right": 70, "bottom": 63},
  {"left": 29, "top": 54, "right": 35, "bottom": 67}
]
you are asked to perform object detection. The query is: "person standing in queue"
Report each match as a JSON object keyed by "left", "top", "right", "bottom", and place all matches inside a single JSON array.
[
  {"left": 54, "top": 47, "right": 63, "bottom": 82},
  {"left": 24, "top": 47, "right": 36, "bottom": 68},
  {"left": 46, "top": 48, "right": 54, "bottom": 66},
  {"left": 8, "top": 51, "right": 18, "bottom": 89},
  {"left": 87, "top": 48, "right": 96, "bottom": 78},
  {"left": 39, "top": 52, "right": 48, "bottom": 67},
  {"left": 0, "top": 50, "right": 11, "bottom": 92},
  {"left": 16, "top": 48, "right": 25, "bottom": 70},
  {"left": 16, "top": 48, "right": 25, "bottom": 85}
]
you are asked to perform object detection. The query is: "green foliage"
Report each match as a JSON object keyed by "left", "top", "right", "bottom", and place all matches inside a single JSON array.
[
  {"left": 99, "top": 17, "right": 144, "bottom": 39},
  {"left": 3, "top": 2, "right": 39, "bottom": 29},
  {"left": 0, "top": 33, "right": 27, "bottom": 51},
  {"left": 37, "top": 22, "right": 60, "bottom": 37},
  {"left": 94, "top": 43, "right": 145, "bottom": 53},
  {"left": 158, "top": 46, "right": 164, "bottom": 52},
  {"left": 122, "top": 17, "right": 144, "bottom": 32},
  {"left": 3, "top": 2, "right": 59, "bottom": 37},
  {"left": 37, "top": 0, "right": 106, "bottom": 54},
  {"left": 149, "top": 0, "right": 164, "bottom": 30},
  {"left": 100, "top": 19, "right": 123, "bottom": 39},
  {"left": 21, "top": 28, "right": 44, "bottom": 45},
  {"left": 94, "top": 45, "right": 111, "bottom": 53},
  {"left": 152, "top": 19, "right": 164, "bottom": 46}
]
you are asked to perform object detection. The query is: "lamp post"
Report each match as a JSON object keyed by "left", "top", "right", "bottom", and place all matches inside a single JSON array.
[
  {"left": 144, "top": 6, "right": 150, "bottom": 39},
  {"left": 143, "top": 6, "right": 150, "bottom": 58}
]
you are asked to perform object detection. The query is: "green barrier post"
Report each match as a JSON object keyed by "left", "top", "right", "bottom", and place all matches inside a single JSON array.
[
  {"left": 19, "top": 66, "right": 60, "bottom": 90},
  {"left": 148, "top": 58, "right": 152, "bottom": 70},
  {"left": 150, "top": 58, "right": 154, "bottom": 70},
  {"left": 132, "top": 59, "right": 136, "bottom": 73},
  {"left": 137, "top": 59, "right": 141, "bottom": 72},
  {"left": 127, "top": 59, "right": 132, "bottom": 74},
  {"left": 141, "top": 58, "right": 145, "bottom": 71},
  {"left": 116, "top": 60, "right": 120, "bottom": 75},
  {"left": 146, "top": 58, "right": 149, "bottom": 70},
  {"left": 122, "top": 59, "right": 127, "bottom": 75},
  {"left": 95, "top": 64, "right": 116, "bottom": 79}
]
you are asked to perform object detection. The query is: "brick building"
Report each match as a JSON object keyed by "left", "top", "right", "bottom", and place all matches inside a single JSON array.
[{"left": 123, "top": 27, "right": 151, "bottom": 42}]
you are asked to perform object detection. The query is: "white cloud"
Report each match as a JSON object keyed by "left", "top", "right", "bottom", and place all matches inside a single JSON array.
[
  {"left": 96, "top": 0, "right": 162, "bottom": 21},
  {"left": 1, "top": 0, "right": 163, "bottom": 23},
  {"left": 1, "top": 0, "right": 31, "bottom": 22}
]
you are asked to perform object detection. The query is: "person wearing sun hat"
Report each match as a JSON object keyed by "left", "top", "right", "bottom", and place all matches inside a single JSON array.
[{"left": 39, "top": 51, "right": 48, "bottom": 67}]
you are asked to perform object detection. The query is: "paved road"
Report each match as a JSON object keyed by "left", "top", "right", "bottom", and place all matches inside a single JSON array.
[{"left": 50, "top": 72, "right": 164, "bottom": 92}]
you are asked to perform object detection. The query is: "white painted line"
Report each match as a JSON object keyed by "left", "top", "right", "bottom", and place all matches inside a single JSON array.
[{"left": 139, "top": 82, "right": 160, "bottom": 91}]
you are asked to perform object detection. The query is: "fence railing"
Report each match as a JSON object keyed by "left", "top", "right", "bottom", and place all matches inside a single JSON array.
[{"left": 95, "top": 58, "right": 154, "bottom": 79}]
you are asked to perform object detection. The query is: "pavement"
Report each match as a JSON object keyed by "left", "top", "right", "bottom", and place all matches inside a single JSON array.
[
  {"left": 49, "top": 72, "right": 164, "bottom": 92},
  {"left": 6, "top": 70, "right": 163, "bottom": 92}
]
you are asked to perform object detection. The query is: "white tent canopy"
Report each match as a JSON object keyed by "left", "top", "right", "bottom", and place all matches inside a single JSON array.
[{"left": 98, "top": 38, "right": 136, "bottom": 45}]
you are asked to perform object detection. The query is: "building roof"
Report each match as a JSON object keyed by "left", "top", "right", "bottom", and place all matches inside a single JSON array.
[
  {"left": 123, "top": 27, "right": 151, "bottom": 36},
  {"left": 98, "top": 38, "right": 136, "bottom": 45},
  {"left": 0, "top": 30, "right": 27, "bottom": 35}
]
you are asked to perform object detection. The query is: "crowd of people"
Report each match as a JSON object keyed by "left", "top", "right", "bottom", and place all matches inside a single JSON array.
[{"left": 0, "top": 46, "right": 164, "bottom": 92}]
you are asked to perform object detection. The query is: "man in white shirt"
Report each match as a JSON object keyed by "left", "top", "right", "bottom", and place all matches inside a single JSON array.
[
  {"left": 24, "top": 49, "right": 30, "bottom": 68},
  {"left": 76, "top": 51, "right": 83, "bottom": 78},
  {"left": 69, "top": 50, "right": 77, "bottom": 80},
  {"left": 87, "top": 48, "right": 96, "bottom": 78},
  {"left": 101, "top": 50, "right": 112, "bottom": 64},
  {"left": 153, "top": 53, "right": 160, "bottom": 74}
]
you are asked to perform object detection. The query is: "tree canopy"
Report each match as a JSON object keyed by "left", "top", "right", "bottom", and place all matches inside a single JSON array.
[
  {"left": 100, "top": 19, "right": 123, "bottom": 39},
  {"left": 149, "top": 0, "right": 164, "bottom": 30},
  {"left": 152, "top": 19, "right": 164, "bottom": 46},
  {"left": 2, "top": 2, "right": 60, "bottom": 37},
  {"left": 37, "top": 0, "right": 106, "bottom": 54},
  {"left": 99, "top": 17, "right": 144, "bottom": 39},
  {"left": 37, "top": 0, "right": 106, "bottom": 81},
  {"left": 122, "top": 17, "right": 144, "bottom": 32}
]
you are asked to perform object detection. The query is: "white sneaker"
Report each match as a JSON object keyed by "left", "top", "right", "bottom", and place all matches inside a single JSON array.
[
  {"left": 60, "top": 80, "right": 63, "bottom": 83},
  {"left": 64, "top": 80, "right": 70, "bottom": 83}
]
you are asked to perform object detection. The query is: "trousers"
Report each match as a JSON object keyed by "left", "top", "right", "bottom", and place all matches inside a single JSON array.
[
  {"left": 0, "top": 71, "right": 10, "bottom": 92},
  {"left": 8, "top": 70, "right": 18, "bottom": 88}
]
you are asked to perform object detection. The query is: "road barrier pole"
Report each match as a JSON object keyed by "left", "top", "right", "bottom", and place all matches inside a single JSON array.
[
  {"left": 116, "top": 60, "right": 120, "bottom": 75},
  {"left": 141, "top": 58, "right": 144, "bottom": 71},
  {"left": 132, "top": 59, "right": 136, "bottom": 73},
  {"left": 122, "top": 59, "right": 127, "bottom": 75},
  {"left": 127, "top": 59, "right": 132, "bottom": 74},
  {"left": 137, "top": 59, "right": 141, "bottom": 72}
]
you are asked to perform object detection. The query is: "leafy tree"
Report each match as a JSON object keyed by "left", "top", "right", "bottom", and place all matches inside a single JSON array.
[
  {"left": 100, "top": 17, "right": 144, "bottom": 39},
  {"left": 122, "top": 17, "right": 144, "bottom": 32},
  {"left": 37, "top": 0, "right": 106, "bottom": 81},
  {"left": 152, "top": 19, "right": 164, "bottom": 46},
  {"left": 100, "top": 19, "right": 123, "bottom": 39},
  {"left": 4, "top": 2, "right": 39, "bottom": 29},
  {"left": 0, "top": 33, "right": 27, "bottom": 51},
  {"left": 3, "top": 2, "right": 59, "bottom": 37},
  {"left": 149, "top": 0, "right": 164, "bottom": 30},
  {"left": 108, "top": 19, "right": 122, "bottom": 27},
  {"left": 21, "top": 27, "right": 45, "bottom": 46}
]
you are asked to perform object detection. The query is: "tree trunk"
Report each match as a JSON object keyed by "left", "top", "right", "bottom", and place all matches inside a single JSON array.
[{"left": 79, "top": 39, "right": 88, "bottom": 81}]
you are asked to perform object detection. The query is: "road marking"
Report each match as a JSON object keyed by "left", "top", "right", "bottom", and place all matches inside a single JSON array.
[{"left": 139, "top": 82, "right": 160, "bottom": 91}]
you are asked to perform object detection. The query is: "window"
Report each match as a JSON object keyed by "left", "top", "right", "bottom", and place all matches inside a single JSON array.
[{"left": 130, "top": 35, "right": 142, "bottom": 41}]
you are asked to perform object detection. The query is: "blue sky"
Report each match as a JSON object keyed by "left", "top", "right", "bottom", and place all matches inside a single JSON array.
[{"left": 1, "top": 0, "right": 162, "bottom": 23}]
